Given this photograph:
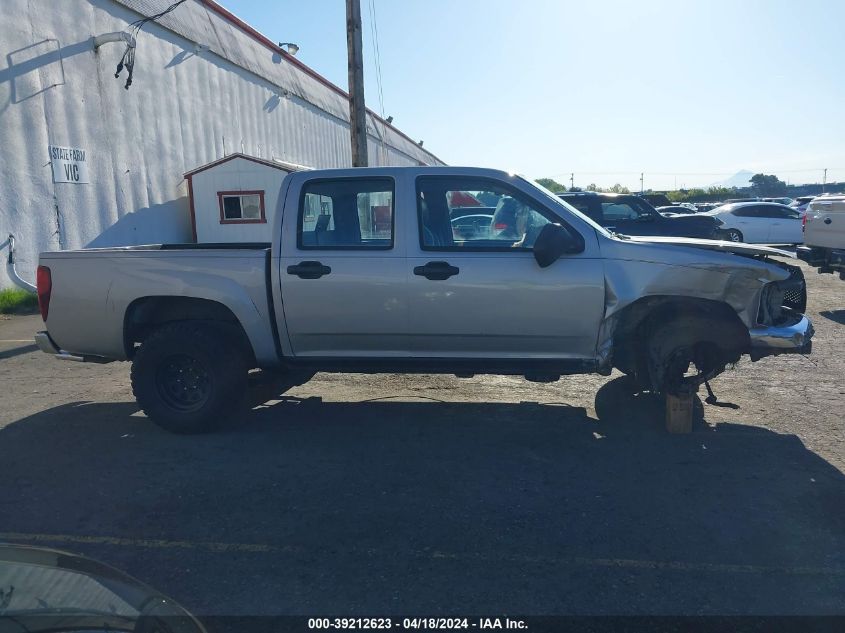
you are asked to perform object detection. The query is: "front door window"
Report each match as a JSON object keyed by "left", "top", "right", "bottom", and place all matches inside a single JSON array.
[{"left": 416, "top": 177, "right": 567, "bottom": 250}]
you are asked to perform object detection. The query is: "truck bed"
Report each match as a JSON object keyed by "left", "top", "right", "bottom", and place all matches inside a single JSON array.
[{"left": 40, "top": 244, "right": 276, "bottom": 364}]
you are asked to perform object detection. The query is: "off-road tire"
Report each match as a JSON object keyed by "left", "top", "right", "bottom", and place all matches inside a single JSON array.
[{"left": 131, "top": 321, "right": 249, "bottom": 434}]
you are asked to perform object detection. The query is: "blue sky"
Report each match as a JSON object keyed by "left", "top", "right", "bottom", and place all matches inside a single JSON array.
[{"left": 221, "top": 0, "right": 844, "bottom": 190}]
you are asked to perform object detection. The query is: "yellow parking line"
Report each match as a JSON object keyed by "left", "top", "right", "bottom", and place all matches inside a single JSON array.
[
  {"left": 1, "top": 531, "right": 842, "bottom": 576},
  {"left": 0, "top": 531, "right": 287, "bottom": 554},
  {"left": 430, "top": 550, "right": 844, "bottom": 575}
]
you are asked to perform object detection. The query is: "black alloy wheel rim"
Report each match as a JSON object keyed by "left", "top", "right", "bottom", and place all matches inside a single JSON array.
[{"left": 156, "top": 354, "right": 212, "bottom": 412}]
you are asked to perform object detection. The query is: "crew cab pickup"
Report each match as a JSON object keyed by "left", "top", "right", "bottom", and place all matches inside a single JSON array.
[{"left": 34, "top": 167, "right": 813, "bottom": 433}]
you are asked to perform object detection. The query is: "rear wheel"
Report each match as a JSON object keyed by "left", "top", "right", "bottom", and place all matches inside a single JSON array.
[
  {"left": 131, "top": 322, "right": 249, "bottom": 434},
  {"left": 725, "top": 229, "right": 743, "bottom": 242}
]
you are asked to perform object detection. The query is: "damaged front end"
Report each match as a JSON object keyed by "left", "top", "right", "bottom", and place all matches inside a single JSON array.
[
  {"left": 754, "top": 258, "right": 807, "bottom": 314},
  {"left": 596, "top": 238, "right": 814, "bottom": 395},
  {"left": 749, "top": 276, "right": 814, "bottom": 361}
]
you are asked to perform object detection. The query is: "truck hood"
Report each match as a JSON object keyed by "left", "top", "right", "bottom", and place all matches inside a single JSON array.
[{"left": 621, "top": 235, "right": 796, "bottom": 259}]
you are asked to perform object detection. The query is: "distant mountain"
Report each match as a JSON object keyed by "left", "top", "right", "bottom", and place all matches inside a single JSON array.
[{"left": 710, "top": 170, "right": 754, "bottom": 189}]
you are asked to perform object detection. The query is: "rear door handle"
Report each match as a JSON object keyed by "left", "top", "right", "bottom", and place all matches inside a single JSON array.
[
  {"left": 287, "top": 261, "right": 331, "bottom": 279},
  {"left": 414, "top": 261, "right": 459, "bottom": 281}
]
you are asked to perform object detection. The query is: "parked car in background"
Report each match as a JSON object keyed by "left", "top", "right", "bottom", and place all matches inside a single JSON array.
[
  {"left": 694, "top": 203, "right": 721, "bottom": 212},
  {"left": 763, "top": 197, "right": 795, "bottom": 206},
  {"left": 792, "top": 195, "right": 816, "bottom": 215},
  {"left": 638, "top": 193, "right": 672, "bottom": 208},
  {"left": 557, "top": 191, "right": 722, "bottom": 239},
  {"left": 657, "top": 205, "right": 698, "bottom": 216},
  {"left": 703, "top": 202, "right": 803, "bottom": 244},
  {"left": 798, "top": 194, "right": 845, "bottom": 279}
]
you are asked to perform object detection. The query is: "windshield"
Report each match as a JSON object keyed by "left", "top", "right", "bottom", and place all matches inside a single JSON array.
[{"left": 522, "top": 176, "right": 612, "bottom": 237}]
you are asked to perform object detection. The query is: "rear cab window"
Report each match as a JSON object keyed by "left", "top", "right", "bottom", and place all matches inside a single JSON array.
[
  {"left": 600, "top": 197, "right": 659, "bottom": 223},
  {"left": 601, "top": 201, "right": 639, "bottom": 221},
  {"left": 298, "top": 178, "right": 394, "bottom": 249},
  {"left": 564, "top": 197, "right": 601, "bottom": 223}
]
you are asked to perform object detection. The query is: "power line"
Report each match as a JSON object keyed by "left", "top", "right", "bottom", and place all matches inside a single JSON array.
[
  {"left": 127, "top": 0, "right": 189, "bottom": 35},
  {"left": 367, "top": 0, "right": 388, "bottom": 165},
  {"left": 114, "top": 0, "right": 189, "bottom": 89}
]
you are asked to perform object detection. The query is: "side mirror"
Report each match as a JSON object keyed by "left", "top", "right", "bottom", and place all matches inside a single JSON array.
[{"left": 533, "top": 223, "right": 583, "bottom": 268}]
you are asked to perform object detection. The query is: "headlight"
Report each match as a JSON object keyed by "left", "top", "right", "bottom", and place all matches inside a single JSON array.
[{"left": 758, "top": 283, "right": 785, "bottom": 325}]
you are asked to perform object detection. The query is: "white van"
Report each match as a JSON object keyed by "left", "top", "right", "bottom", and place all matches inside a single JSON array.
[{"left": 798, "top": 194, "right": 845, "bottom": 279}]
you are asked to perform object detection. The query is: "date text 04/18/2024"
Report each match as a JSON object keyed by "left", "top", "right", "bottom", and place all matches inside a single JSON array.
[{"left": 307, "top": 618, "right": 527, "bottom": 630}]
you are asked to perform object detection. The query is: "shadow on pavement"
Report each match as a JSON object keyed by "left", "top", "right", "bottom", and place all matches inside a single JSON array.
[
  {"left": 0, "top": 343, "right": 38, "bottom": 360},
  {"left": 0, "top": 376, "right": 843, "bottom": 616},
  {"left": 820, "top": 309, "right": 845, "bottom": 325}
]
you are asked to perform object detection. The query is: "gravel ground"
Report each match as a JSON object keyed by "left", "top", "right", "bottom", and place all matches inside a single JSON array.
[{"left": 0, "top": 257, "right": 843, "bottom": 618}]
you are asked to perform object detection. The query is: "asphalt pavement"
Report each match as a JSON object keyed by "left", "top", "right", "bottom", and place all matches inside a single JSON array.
[{"left": 0, "top": 260, "right": 843, "bottom": 619}]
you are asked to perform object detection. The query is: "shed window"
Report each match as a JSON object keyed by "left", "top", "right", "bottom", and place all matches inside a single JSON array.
[{"left": 218, "top": 191, "right": 266, "bottom": 224}]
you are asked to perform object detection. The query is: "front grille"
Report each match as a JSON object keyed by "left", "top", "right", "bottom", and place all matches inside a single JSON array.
[{"left": 780, "top": 263, "right": 807, "bottom": 313}]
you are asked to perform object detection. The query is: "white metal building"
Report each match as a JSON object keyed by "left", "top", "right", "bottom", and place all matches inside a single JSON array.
[{"left": 0, "top": 0, "right": 443, "bottom": 289}]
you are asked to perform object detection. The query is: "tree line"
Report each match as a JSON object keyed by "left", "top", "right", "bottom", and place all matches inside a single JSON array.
[{"left": 536, "top": 173, "right": 795, "bottom": 201}]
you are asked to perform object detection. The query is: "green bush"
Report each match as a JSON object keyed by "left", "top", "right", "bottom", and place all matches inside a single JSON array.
[{"left": 0, "top": 287, "right": 39, "bottom": 314}]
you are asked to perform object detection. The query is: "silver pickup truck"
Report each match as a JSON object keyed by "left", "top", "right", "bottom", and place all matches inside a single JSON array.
[{"left": 34, "top": 167, "right": 813, "bottom": 433}]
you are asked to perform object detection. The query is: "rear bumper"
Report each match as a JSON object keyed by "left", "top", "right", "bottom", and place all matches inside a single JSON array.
[
  {"left": 797, "top": 245, "right": 845, "bottom": 270},
  {"left": 748, "top": 311, "right": 814, "bottom": 361},
  {"left": 34, "top": 331, "right": 111, "bottom": 363}
]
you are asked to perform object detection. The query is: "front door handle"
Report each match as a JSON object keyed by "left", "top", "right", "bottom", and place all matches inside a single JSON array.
[
  {"left": 413, "top": 261, "right": 459, "bottom": 281},
  {"left": 287, "top": 261, "right": 331, "bottom": 279}
]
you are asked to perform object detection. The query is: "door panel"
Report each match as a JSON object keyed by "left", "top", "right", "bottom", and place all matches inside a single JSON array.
[
  {"left": 769, "top": 219, "right": 797, "bottom": 243},
  {"left": 769, "top": 211, "right": 802, "bottom": 243},
  {"left": 406, "top": 252, "right": 604, "bottom": 358},
  {"left": 733, "top": 209, "right": 770, "bottom": 243},
  {"left": 281, "top": 254, "right": 407, "bottom": 356},
  {"left": 409, "top": 175, "right": 605, "bottom": 359},
  {"left": 278, "top": 176, "right": 409, "bottom": 357}
]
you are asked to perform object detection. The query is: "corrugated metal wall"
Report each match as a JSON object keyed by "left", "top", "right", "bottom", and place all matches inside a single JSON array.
[{"left": 0, "top": 0, "right": 443, "bottom": 288}]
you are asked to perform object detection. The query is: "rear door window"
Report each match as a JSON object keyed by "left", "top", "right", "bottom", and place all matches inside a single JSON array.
[
  {"left": 731, "top": 206, "right": 758, "bottom": 217},
  {"left": 768, "top": 206, "right": 800, "bottom": 219},
  {"left": 299, "top": 178, "right": 394, "bottom": 249},
  {"left": 601, "top": 201, "right": 639, "bottom": 222},
  {"left": 563, "top": 197, "right": 600, "bottom": 221}
]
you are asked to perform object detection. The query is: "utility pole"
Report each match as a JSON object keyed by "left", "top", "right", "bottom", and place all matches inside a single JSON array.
[
  {"left": 823, "top": 168, "right": 827, "bottom": 193},
  {"left": 570, "top": 173, "right": 574, "bottom": 189},
  {"left": 346, "top": 0, "right": 368, "bottom": 167},
  {"left": 640, "top": 172, "right": 644, "bottom": 194}
]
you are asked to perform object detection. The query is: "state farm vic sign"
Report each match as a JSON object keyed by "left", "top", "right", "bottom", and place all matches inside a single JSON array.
[{"left": 48, "top": 145, "right": 90, "bottom": 184}]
